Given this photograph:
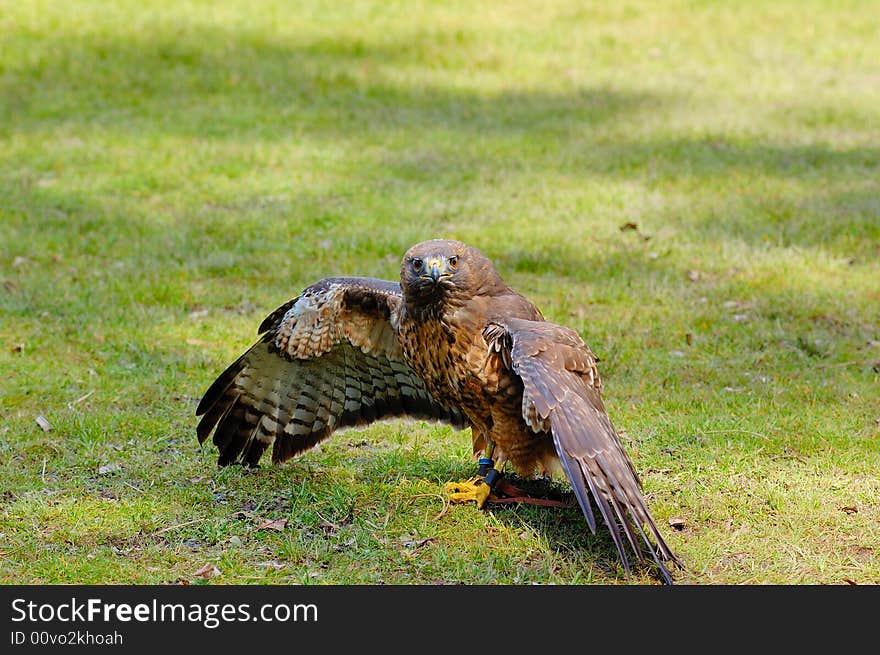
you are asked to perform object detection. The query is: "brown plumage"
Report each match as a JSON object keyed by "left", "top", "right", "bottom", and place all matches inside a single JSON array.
[{"left": 196, "top": 240, "right": 681, "bottom": 583}]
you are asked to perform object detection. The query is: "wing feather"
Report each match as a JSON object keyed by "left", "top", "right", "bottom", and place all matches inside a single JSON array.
[
  {"left": 484, "top": 317, "right": 680, "bottom": 583},
  {"left": 197, "top": 277, "right": 467, "bottom": 467}
]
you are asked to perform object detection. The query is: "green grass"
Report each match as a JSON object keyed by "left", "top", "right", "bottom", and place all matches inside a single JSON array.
[{"left": 1, "top": 0, "right": 878, "bottom": 585}]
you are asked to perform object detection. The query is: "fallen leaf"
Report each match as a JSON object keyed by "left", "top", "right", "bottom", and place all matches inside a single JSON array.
[
  {"left": 257, "top": 518, "right": 288, "bottom": 531},
  {"left": 685, "top": 332, "right": 694, "bottom": 346},
  {"left": 668, "top": 517, "right": 686, "bottom": 531},
  {"left": 843, "top": 578, "right": 858, "bottom": 585},
  {"left": 686, "top": 270, "right": 701, "bottom": 282},
  {"left": 619, "top": 222, "right": 639, "bottom": 232},
  {"left": 849, "top": 545, "right": 873, "bottom": 560},
  {"left": 839, "top": 506, "right": 858, "bottom": 514},
  {"left": 35, "top": 415, "right": 52, "bottom": 432},
  {"left": 400, "top": 536, "right": 434, "bottom": 550},
  {"left": 722, "top": 551, "right": 748, "bottom": 566},
  {"left": 192, "top": 563, "right": 221, "bottom": 579},
  {"left": 98, "top": 463, "right": 121, "bottom": 475},
  {"left": 3, "top": 279, "right": 21, "bottom": 294}
]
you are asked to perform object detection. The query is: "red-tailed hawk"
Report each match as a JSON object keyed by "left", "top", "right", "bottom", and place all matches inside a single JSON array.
[{"left": 196, "top": 239, "right": 681, "bottom": 583}]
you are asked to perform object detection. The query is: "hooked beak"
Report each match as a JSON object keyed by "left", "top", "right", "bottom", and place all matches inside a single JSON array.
[
  {"left": 426, "top": 258, "right": 444, "bottom": 282},
  {"left": 417, "top": 257, "right": 453, "bottom": 285}
]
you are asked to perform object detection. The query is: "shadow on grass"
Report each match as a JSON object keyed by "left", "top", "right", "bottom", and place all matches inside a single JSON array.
[
  {"left": 2, "top": 26, "right": 654, "bottom": 138},
  {"left": 3, "top": 21, "right": 878, "bottom": 263},
  {"left": 482, "top": 474, "right": 682, "bottom": 583},
  {"left": 199, "top": 442, "right": 644, "bottom": 582},
  {"left": 435, "top": 461, "right": 659, "bottom": 582}
]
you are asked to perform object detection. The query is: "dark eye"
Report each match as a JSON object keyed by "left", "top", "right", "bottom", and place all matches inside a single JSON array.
[
  {"left": 411, "top": 258, "right": 423, "bottom": 271},
  {"left": 448, "top": 256, "right": 458, "bottom": 269}
]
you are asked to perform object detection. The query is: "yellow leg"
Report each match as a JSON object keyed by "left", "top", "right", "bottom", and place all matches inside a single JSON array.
[{"left": 483, "top": 441, "right": 496, "bottom": 460}]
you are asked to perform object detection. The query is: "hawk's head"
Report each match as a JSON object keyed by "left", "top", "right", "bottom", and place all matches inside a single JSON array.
[{"left": 399, "top": 239, "right": 502, "bottom": 312}]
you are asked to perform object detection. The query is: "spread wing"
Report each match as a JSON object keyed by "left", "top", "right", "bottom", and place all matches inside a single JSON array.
[
  {"left": 483, "top": 317, "right": 680, "bottom": 583},
  {"left": 196, "top": 277, "right": 467, "bottom": 467}
]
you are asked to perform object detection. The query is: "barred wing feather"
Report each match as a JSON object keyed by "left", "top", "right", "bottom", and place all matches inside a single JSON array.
[{"left": 196, "top": 277, "right": 467, "bottom": 467}]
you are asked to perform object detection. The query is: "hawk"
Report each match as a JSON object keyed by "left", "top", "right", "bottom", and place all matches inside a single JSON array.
[{"left": 196, "top": 239, "right": 681, "bottom": 583}]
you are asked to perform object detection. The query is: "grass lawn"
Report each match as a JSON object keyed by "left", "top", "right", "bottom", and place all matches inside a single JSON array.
[{"left": 1, "top": 0, "right": 878, "bottom": 585}]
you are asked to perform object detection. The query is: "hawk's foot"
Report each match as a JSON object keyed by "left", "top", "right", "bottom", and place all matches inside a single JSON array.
[
  {"left": 444, "top": 464, "right": 502, "bottom": 509},
  {"left": 444, "top": 477, "right": 492, "bottom": 508}
]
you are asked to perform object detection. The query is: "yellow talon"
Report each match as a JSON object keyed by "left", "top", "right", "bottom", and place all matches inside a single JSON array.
[{"left": 444, "top": 477, "right": 492, "bottom": 508}]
